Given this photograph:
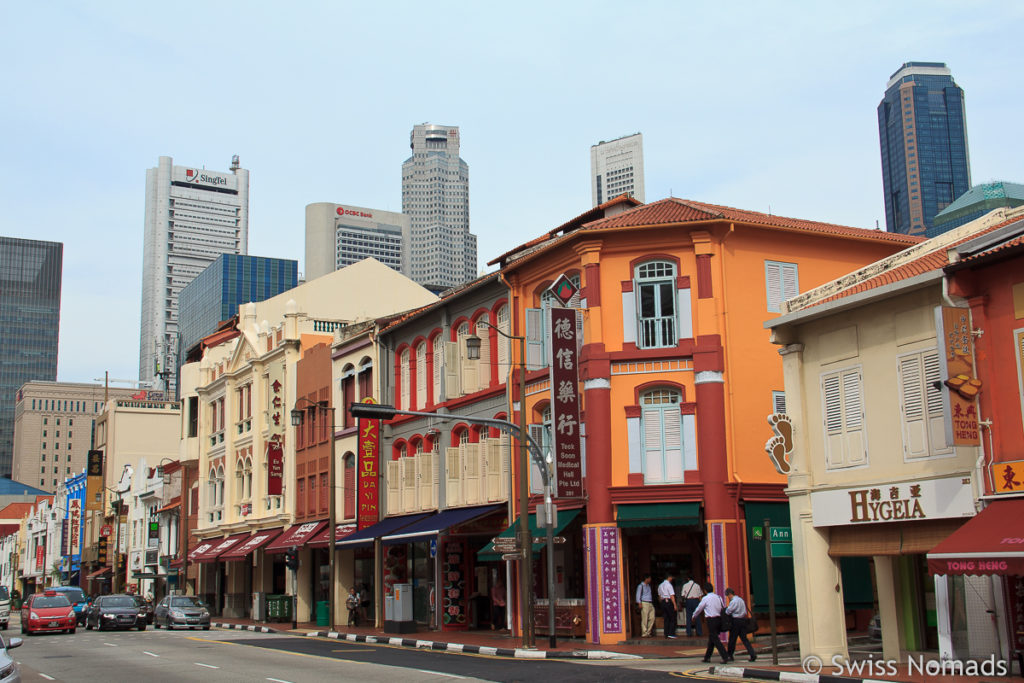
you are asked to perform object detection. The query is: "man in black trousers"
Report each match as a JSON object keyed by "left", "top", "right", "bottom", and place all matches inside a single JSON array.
[
  {"left": 691, "top": 581, "right": 730, "bottom": 663},
  {"left": 656, "top": 572, "right": 678, "bottom": 639}
]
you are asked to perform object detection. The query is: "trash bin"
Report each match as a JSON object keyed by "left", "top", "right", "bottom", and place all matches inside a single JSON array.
[{"left": 316, "top": 600, "right": 329, "bottom": 627}]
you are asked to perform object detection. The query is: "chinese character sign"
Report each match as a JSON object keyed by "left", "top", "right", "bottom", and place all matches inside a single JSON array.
[
  {"left": 358, "top": 399, "right": 380, "bottom": 530},
  {"left": 267, "top": 442, "right": 284, "bottom": 496},
  {"left": 548, "top": 307, "right": 582, "bottom": 498},
  {"left": 992, "top": 460, "right": 1024, "bottom": 494},
  {"left": 69, "top": 498, "right": 81, "bottom": 556},
  {"left": 937, "top": 307, "right": 981, "bottom": 446},
  {"left": 86, "top": 449, "right": 104, "bottom": 512},
  {"left": 267, "top": 361, "right": 285, "bottom": 441}
]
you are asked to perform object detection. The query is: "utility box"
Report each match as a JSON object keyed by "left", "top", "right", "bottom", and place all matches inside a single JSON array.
[
  {"left": 252, "top": 592, "right": 265, "bottom": 622},
  {"left": 383, "top": 583, "right": 415, "bottom": 634}
]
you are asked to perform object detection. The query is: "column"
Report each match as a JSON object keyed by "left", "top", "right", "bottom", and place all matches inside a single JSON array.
[{"left": 874, "top": 555, "right": 901, "bottom": 660}]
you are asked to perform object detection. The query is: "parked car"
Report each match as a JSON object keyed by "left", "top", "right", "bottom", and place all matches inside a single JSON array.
[
  {"left": 85, "top": 594, "right": 147, "bottom": 631},
  {"left": 20, "top": 592, "right": 76, "bottom": 635},
  {"left": 0, "top": 633, "right": 22, "bottom": 682},
  {"left": 48, "top": 586, "right": 89, "bottom": 626},
  {"left": 0, "top": 587, "right": 9, "bottom": 630},
  {"left": 153, "top": 595, "right": 210, "bottom": 630},
  {"left": 133, "top": 596, "right": 154, "bottom": 624}
]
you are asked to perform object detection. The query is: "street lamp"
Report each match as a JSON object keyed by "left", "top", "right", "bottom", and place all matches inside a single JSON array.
[{"left": 291, "top": 397, "right": 337, "bottom": 632}]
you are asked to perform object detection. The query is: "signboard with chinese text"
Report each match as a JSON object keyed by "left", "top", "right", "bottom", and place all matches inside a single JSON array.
[
  {"left": 992, "top": 459, "right": 1024, "bottom": 494},
  {"left": 936, "top": 307, "right": 981, "bottom": 446},
  {"left": 548, "top": 307, "right": 582, "bottom": 498},
  {"left": 810, "top": 474, "right": 974, "bottom": 527},
  {"left": 267, "top": 442, "right": 283, "bottom": 496},
  {"left": 69, "top": 498, "right": 81, "bottom": 556},
  {"left": 61, "top": 519, "right": 69, "bottom": 556},
  {"left": 86, "top": 450, "right": 104, "bottom": 512},
  {"left": 36, "top": 545, "right": 45, "bottom": 573},
  {"left": 357, "top": 398, "right": 380, "bottom": 529}
]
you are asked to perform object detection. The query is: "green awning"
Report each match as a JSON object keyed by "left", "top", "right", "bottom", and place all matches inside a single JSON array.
[
  {"left": 477, "top": 509, "right": 581, "bottom": 562},
  {"left": 616, "top": 502, "right": 700, "bottom": 528}
]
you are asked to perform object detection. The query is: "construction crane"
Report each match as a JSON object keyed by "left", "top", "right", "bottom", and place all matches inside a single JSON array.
[{"left": 93, "top": 372, "right": 155, "bottom": 402}]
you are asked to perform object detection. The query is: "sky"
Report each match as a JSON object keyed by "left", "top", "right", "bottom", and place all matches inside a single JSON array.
[{"left": 2, "top": 1, "right": 1023, "bottom": 386}]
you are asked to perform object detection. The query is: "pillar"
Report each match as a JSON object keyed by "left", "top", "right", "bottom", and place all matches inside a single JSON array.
[{"left": 874, "top": 555, "right": 902, "bottom": 660}]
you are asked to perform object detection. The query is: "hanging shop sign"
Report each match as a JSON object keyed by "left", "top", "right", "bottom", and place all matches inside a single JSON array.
[
  {"left": 936, "top": 306, "right": 981, "bottom": 446},
  {"left": 357, "top": 398, "right": 380, "bottom": 529},
  {"left": 86, "top": 450, "right": 104, "bottom": 512},
  {"left": 991, "top": 459, "right": 1024, "bottom": 494},
  {"left": 548, "top": 307, "right": 582, "bottom": 498},
  {"left": 810, "top": 474, "right": 974, "bottom": 527},
  {"left": 267, "top": 442, "right": 283, "bottom": 496},
  {"left": 69, "top": 498, "right": 81, "bottom": 556}
]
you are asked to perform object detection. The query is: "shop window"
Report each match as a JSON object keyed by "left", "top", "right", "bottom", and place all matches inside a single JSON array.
[
  {"left": 898, "top": 349, "right": 951, "bottom": 459},
  {"left": 821, "top": 366, "right": 867, "bottom": 469},
  {"left": 765, "top": 261, "right": 799, "bottom": 313}
]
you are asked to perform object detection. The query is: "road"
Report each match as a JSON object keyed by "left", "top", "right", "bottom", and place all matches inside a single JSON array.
[{"left": 5, "top": 614, "right": 717, "bottom": 682}]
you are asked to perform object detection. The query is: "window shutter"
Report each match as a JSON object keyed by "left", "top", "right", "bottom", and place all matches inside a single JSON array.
[
  {"left": 765, "top": 262, "right": 782, "bottom": 312},
  {"left": 822, "top": 373, "right": 844, "bottom": 468},
  {"left": 781, "top": 263, "right": 800, "bottom": 303},
  {"left": 642, "top": 407, "right": 666, "bottom": 483},
  {"left": 569, "top": 285, "right": 584, "bottom": 349},
  {"left": 525, "top": 308, "right": 546, "bottom": 370},
  {"left": 433, "top": 339, "right": 443, "bottom": 404},
  {"left": 445, "top": 447, "right": 462, "bottom": 507},
  {"left": 496, "top": 306, "right": 510, "bottom": 380},
  {"left": 386, "top": 461, "right": 401, "bottom": 516},
  {"left": 662, "top": 408, "right": 684, "bottom": 482},
  {"left": 923, "top": 350, "right": 950, "bottom": 453},
  {"left": 444, "top": 341, "right": 461, "bottom": 399},
  {"left": 528, "top": 424, "right": 545, "bottom": 494},
  {"left": 416, "top": 344, "right": 427, "bottom": 409},
  {"left": 460, "top": 336, "right": 479, "bottom": 394},
  {"left": 477, "top": 315, "right": 491, "bottom": 389},
  {"left": 900, "top": 354, "right": 928, "bottom": 458},
  {"left": 400, "top": 349, "right": 410, "bottom": 410},
  {"left": 842, "top": 369, "right": 867, "bottom": 466}
]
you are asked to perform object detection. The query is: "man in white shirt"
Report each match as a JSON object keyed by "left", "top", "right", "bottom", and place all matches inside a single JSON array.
[
  {"left": 724, "top": 588, "right": 756, "bottom": 661},
  {"left": 691, "top": 581, "right": 730, "bottom": 663},
  {"left": 634, "top": 573, "right": 654, "bottom": 637},
  {"left": 657, "top": 573, "right": 678, "bottom": 638},
  {"left": 679, "top": 576, "right": 704, "bottom": 637}
]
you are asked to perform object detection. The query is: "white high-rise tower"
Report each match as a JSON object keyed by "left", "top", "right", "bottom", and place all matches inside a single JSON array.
[
  {"left": 139, "top": 155, "right": 249, "bottom": 395},
  {"left": 401, "top": 124, "right": 476, "bottom": 292},
  {"left": 591, "top": 133, "right": 645, "bottom": 206}
]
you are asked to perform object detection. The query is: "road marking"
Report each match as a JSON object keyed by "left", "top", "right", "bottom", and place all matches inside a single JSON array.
[
  {"left": 40, "top": 676, "right": 55, "bottom": 681},
  {"left": 267, "top": 678, "right": 293, "bottom": 683},
  {"left": 103, "top": 642, "right": 117, "bottom": 647},
  {"left": 195, "top": 662, "right": 220, "bottom": 669},
  {"left": 331, "top": 648, "right": 375, "bottom": 652},
  {"left": 143, "top": 651, "right": 159, "bottom": 657},
  {"left": 414, "top": 671, "right": 467, "bottom": 679}
]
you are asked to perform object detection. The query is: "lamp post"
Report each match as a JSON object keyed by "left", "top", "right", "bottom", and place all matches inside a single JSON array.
[
  {"left": 291, "top": 398, "right": 337, "bottom": 632},
  {"left": 349, "top": 401, "right": 552, "bottom": 649},
  {"left": 464, "top": 323, "right": 535, "bottom": 648}
]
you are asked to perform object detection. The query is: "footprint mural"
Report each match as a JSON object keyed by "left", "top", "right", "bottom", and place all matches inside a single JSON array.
[{"left": 765, "top": 413, "right": 794, "bottom": 474}]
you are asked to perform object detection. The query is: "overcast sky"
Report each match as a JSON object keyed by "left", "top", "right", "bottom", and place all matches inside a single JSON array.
[{"left": 2, "top": 1, "right": 1022, "bottom": 385}]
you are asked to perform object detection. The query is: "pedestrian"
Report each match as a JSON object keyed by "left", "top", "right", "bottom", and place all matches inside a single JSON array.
[
  {"left": 679, "top": 576, "right": 704, "bottom": 637},
  {"left": 346, "top": 587, "right": 360, "bottom": 627},
  {"left": 691, "top": 581, "right": 730, "bottom": 663},
  {"left": 657, "top": 572, "right": 678, "bottom": 639},
  {"left": 724, "top": 588, "right": 756, "bottom": 662},
  {"left": 490, "top": 579, "right": 506, "bottom": 631},
  {"left": 634, "top": 573, "right": 654, "bottom": 637}
]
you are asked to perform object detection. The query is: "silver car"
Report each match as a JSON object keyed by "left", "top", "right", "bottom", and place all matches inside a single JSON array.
[
  {"left": 153, "top": 595, "right": 211, "bottom": 630},
  {"left": 0, "top": 633, "right": 22, "bottom": 683}
]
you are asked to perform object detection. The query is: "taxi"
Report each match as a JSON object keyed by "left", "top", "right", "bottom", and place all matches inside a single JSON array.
[{"left": 20, "top": 591, "right": 76, "bottom": 635}]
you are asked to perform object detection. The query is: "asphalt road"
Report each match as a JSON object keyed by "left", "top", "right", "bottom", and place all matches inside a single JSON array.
[{"left": 5, "top": 614, "right": 704, "bottom": 683}]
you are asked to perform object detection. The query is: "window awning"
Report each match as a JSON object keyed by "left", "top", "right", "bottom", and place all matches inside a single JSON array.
[
  {"left": 477, "top": 509, "right": 581, "bottom": 562},
  {"left": 382, "top": 504, "right": 502, "bottom": 545},
  {"left": 307, "top": 523, "right": 359, "bottom": 548},
  {"left": 336, "top": 513, "right": 432, "bottom": 549},
  {"left": 616, "top": 502, "right": 700, "bottom": 528},
  {"left": 928, "top": 498, "right": 1024, "bottom": 576},
  {"left": 191, "top": 533, "right": 251, "bottom": 563},
  {"left": 187, "top": 540, "right": 218, "bottom": 562},
  {"left": 86, "top": 567, "right": 111, "bottom": 580},
  {"left": 218, "top": 529, "right": 283, "bottom": 561},
  {"left": 265, "top": 521, "right": 328, "bottom": 554}
]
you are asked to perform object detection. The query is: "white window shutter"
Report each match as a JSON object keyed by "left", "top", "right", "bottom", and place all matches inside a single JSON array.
[
  {"left": 900, "top": 354, "right": 928, "bottom": 458},
  {"left": 496, "top": 306, "right": 510, "bottom": 380},
  {"left": 401, "top": 457, "right": 417, "bottom": 512},
  {"left": 460, "top": 336, "right": 479, "bottom": 394},
  {"left": 432, "top": 339, "right": 443, "bottom": 404},
  {"left": 663, "top": 408, "right": 683, "bottom": 482},
  {"left": 477, "top": 316, "right": 491, "bottom": 389},
  {"left": 822, "top": 373, "right": 844, "bottom": 468},
  {"left": 416, "top": 344, "right": 427, "bottom": 409},
  {"left": 842, "top": 369, "right": 867, "bottom": 466},
  {"left": 781, "top": 263, "right": 800, "bottom": 303},
  {"left": 444, "top": 341, "right": 461, "bottom": 399},
  {"left": 642, "top": 407, "right": 666, "bottom": 483},
  {"left": 525, "top": 308, "right": 546, "bottom": 370},
  {"left": 445, "top": 447, "right": 462, "bottom": 507},
  {"left": 765, "top": 262, "right": 782, "bottom": 312},
  {"left": 386, "top": 461, "right": 401, "bottom": 515},
  {"left": 399, "top": 349, "right": 410, "bottom": 410},
  {"left": 923, "top": 350, "right": 950, "bottom": 453},
  {"left": 528, "top": 424, "right": 545, "bottom": 494}
]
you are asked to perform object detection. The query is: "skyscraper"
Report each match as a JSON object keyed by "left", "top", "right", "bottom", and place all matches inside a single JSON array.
[
  {"left": 878, "top": 62, "right": 971, "bottom": 236},
  {"left": 139, "top": 155, "right": 249, "bottom": 396},
  {"left": 177, "top": 253, "right": 298, "bottom": 366},
  {"left": 304, "top": 203, "right": 410, "bottom": 281},
  {"left": 591, "top": 133, "right": 645, "bottom": 206},
  {"left": 0, "top": 237, "right": 62, "bottom": 477},
  {"left": 401, "top": 124, "right": 476, "bottom": 292}
]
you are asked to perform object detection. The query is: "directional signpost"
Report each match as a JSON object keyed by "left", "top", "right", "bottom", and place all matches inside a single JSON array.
[{"left": 770, "top": 526, "right": 792, "bottom": 558}]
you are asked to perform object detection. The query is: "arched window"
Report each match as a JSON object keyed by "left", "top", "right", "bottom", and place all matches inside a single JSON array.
[
  {"left": 234, "top": 459, "right": 245, "bottom": 502},
  {"left": 343, "top": 453, "right": 356, "bottom": 519},
  {"left": 634, "top": 261, "right": 677, "bottom": 348},
  {"left": 340, "top": 364, "right": 356, "bottom": 429},
  {"left": 496, "top": 305, "right": 511, "bottom": 380},
  {"left": 431, "top": 334, "right": 443, "bottom": 405},
  {"left": 640, "top": 389, "right": 683, "bottom": 483},
  {"left": 216, "top": 465, "right": 225, "bottom": 506},
  {"left": 474, "top": 312, "right": 491, "bottom": 389},
  {"left": 399, "top": 348, "right": 411, "bottom": 409},
  {"left": 415, "top": 342, "right": 427, "bottom": 408},
  {"left": 208, "top": 468, "right": 217, "bottom": 507},
  {"left": 244, "top": 457, "right": 253, "bottom": 499}
]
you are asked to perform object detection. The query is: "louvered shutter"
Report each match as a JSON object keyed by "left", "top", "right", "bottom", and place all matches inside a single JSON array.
[
  {"left": 416, "top": 343, "right": 426, "bottom": 409},
  {"left": 461, "top": 334, "right": 479, "bottom": 394},
  {"left": 528, "top": 424, "right": 545, "bottom": 494},
  {"left": 497, "top": 306, "right": 511, "bottom": 380},
  {"left": 923, "top": 350, "right": 950, "bottom": 453},
  {"left": 822, "top": 373, "right": 844, "bottom": 468},
  {"left": 477, "top": 315, "right": 491, "bottom": 389},
  {"left": 433, "top": 338, "right": 443, "bottom": 404},
  {"left": 842, "top": 369, "right": 867, "bottom": 466},
  {"left": 464, "top": 442, "right": 482, "bottom": 504},
  {"left": 399, "top": 349, "right": 410, "bottom": 410},
  {"left": 781, "top": 263, "right": 799, "bottom": 305},
  {"left": 900, "top": 354, "right": 928, "bottom": 458},
  {"left": 663, "top": 408, "right": 684, "bottom": 482},
  {"left": 765, "top": 262, "right": 783, "bottom": 312},
  {"left": 445, "top": 447, "right": 462, "bottom": 507},
  {"left": 525, "top": 308, "right": 546, "bottom": 370},
  {"left": 642, "top": 407, "right": 666, "bottom": 483},
  {"left": 444, "top": 341, "right": 460, "bottom": 399},
  {"left": 386, "top": 461, "right": 401, "bottom": 515},
  {"left": 569, "top": 281, "right": 584, "bottom": 349}
]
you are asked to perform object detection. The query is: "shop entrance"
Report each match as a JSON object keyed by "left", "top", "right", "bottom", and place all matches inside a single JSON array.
[{"left": 622, "top": 527, "right": 704, "bottom": 637}]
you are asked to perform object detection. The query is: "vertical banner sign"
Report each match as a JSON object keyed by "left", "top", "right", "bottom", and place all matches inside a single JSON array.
[
  {"left": 86, "top": 450, "right": 104, "bottom": 512},
  {"left": 599, "top": 526, "right": 623, "bottom": 634},
  {"left": 69, "top": 498, "right": 81, "bottom": 556},
  {"left": 267, "top": 361, "right": 285, "bottom": 496},
  {"left": 936, "top": 306, "right": 981, "bottom": 446},
  {"left": 548, "top": 307, "right": 583, "bottom": 498},
  {"left": 36, "top": 545, "right": 45, "bottom": 573},
  {"left": 357, "top": 398, "right": 380, "bottom": 530},
  {"left": 61, "top": 519, "right": 70, "bottom": 556}
]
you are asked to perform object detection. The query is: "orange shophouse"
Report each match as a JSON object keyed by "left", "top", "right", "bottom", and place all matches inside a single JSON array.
[{"left": 492, "top": 196, "right": 919, "bottom": 644}]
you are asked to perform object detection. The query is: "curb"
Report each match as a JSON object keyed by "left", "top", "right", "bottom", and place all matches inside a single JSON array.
[
  {"left": 303, "top": 630, "right": 643, "bottom": 660},
  {"left": 710, "top": 664, "right": 877, "bottom": 683},
  {"left": 212, "top": 621, "right": 278, "bottom": 634}
]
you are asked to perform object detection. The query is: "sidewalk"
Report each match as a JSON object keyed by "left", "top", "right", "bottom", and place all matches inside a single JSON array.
[{"left": 209, "top": 616, "right": 726, "bottom": 659}]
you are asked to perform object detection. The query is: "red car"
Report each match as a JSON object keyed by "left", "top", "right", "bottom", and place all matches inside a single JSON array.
[{"left": 21, "top": 591, "right": 76, "bottom": 635}]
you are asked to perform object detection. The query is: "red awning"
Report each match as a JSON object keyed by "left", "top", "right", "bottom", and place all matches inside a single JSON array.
[
  {"left": 187, "top": 540, "right": 218, "bottom": 562},
  {"left": 87, "top": 567, "right": 111, "bottom": 580},
  {"left": 928, "top": 498, "right": 1024, "bottom": 576},
  {"left": 218, "top": 529, "right": 283, "bottom": 561},
  {"left": 191, "top": 533, "right": 250, "bottom": 563},
  {"left": 307, "top": 523, "right": 358, "bottom": 548},
  {"left": 265, "top": 520, "right": 328, "bottom": 554}
]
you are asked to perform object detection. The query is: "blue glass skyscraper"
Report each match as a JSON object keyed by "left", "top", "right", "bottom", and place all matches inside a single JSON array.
[
  {"left": 0, "top": 236, "right": 62, "bottom": 477},
  {"left": 878, "top": 62, "right": 971, "bottom": 236},
  {"left": 177, "top": 254, "right": 297, "bottom": 382}
]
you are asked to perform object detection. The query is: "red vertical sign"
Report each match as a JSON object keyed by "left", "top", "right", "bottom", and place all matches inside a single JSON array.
[
  {"left": 36, "top": 545, "right": 45, "bottom": 573},
  {"left": 358, "top": 399, "right": 380, "bottom": 529},
  {"left": 267, "top": 441, "right": 283, "bottom": 495},
  {"left": 549, "top": 307, "right": 582, "bottom": 498}
]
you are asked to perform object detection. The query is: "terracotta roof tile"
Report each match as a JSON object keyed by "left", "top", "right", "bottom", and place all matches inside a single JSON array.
[{"left": 379, "top": 272, "right": 502, "bottom": 334}]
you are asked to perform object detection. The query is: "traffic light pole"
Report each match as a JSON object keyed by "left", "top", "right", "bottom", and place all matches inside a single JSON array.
[{"left": 290, "top": 546, "right": 298, "bottom": 630}]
